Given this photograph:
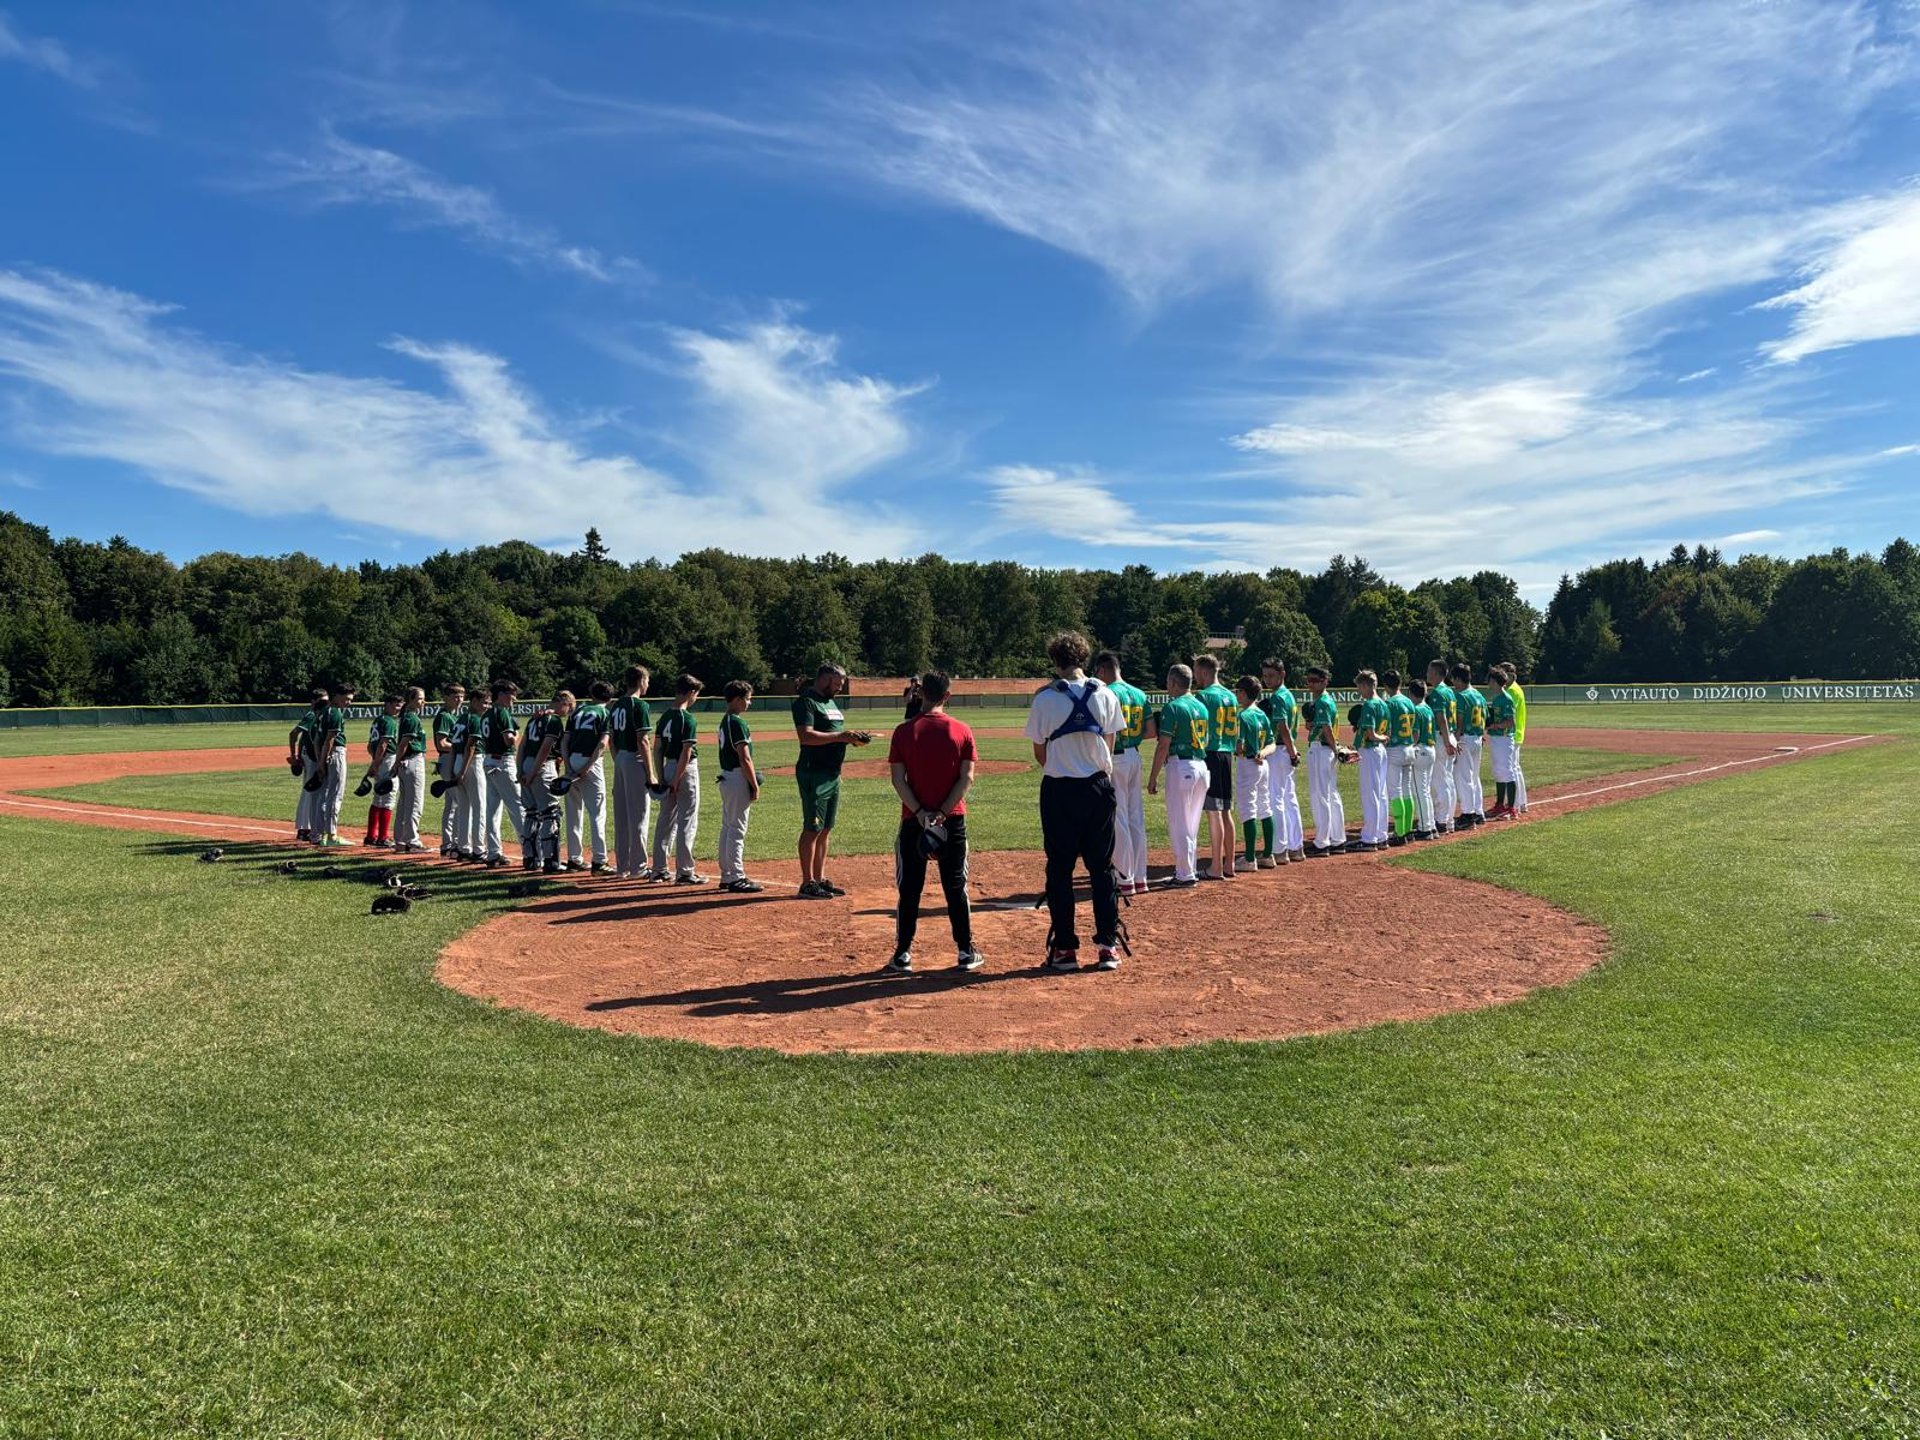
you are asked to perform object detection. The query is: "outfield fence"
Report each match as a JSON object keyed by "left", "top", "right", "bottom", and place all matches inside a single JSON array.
[{"left": 3, "top": 681, "right": 1915, "bottom": 731}]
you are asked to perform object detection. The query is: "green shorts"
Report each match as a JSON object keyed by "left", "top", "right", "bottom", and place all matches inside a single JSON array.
[{"left": 796, "top": 770, "right": 841, "bottom": 832}]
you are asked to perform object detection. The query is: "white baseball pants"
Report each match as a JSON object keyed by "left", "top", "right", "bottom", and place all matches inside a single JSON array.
[
  {"left": 652, "top": 758, "right": 700, "bottom": 876},
  {"left": 1455, "top": 735, "right": 1485, "bottom": 817},
  {"left": 482, "top": 757, "right": 524, "bottom": 861},
  {"left": 1306, "top": 745, "right": 1347, "bottom": 851},
  {"left": 367, "top": 755, "right": 396, "bottom": 814},
  {"left": 1234, "top": 756, "right": 1272, "bottom": 822},
  {"left": 1274, "top": 752, "right": 1305, "bottom": 853},
  {"left": 1388, "top": 747, "right": 1415, "bottom": 835},
  {"left": 1162, "top": 757, "right": 1208, "bottom": 882},
  {"left": 1512, "top": 740, "right": 1528, "bottom": 811},
  {"left": 1412, "top": 745, "right": 1436, "bottom": 833},
  {"left": 1110, "top": 748, "right": 1148, "bottom": 886},
  {"left": 564, "top": 756, "right": 607, "bottom": 865},
  {"left": 1357, "top": 745, "right": 1388, "bottom": 844},
  {"left": 1489, "top": 735, "right": 1518, "bottom": 785},
  {"left": 717, "top": 768, "right": 753, "bottom": 884},
  {"left": 1430, "top": 742, "right": 1457, "bottom": 829},
  {"left": 611, "top": 749, "right": 654, "bottom": 877}
]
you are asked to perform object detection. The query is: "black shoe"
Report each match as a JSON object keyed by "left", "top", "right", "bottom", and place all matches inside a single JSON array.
[
  {"left": 487, "top": 856, "right": 511, "bottom": 869},
  {"left": 523, "top": 857, "right": 539, "bottom": 871},
  {"left": 797, "top": 880, "right": 830, "bottom": 900},
  {"left": 542, "top": 861, "right": 561, "bottom": 874},
  {"left": 1167, "top": 877, "right": 1199, "bottom": 888},
  {"left": 1388, "top": 834, "right": 1408, "bottom": 847},
  {"left": 818, "top": 878, "right": 847, "bottom": 897},
  {"left": 724, "top": 878, "right": 765, "bottom": 893},
  {"left": 955, "top": 949, "right": 985, "bottom": 973},
  {"left": 883, "top": 950, "right": 913, "bottom": 975}
]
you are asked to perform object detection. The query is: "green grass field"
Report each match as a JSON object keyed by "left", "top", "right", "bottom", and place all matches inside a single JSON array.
[
  {"left": 24, "top": 741, "right": 1657, "bottom": 860},
  {"left": 1, "top": 703, "right": 1916, "bottom": 1434}
]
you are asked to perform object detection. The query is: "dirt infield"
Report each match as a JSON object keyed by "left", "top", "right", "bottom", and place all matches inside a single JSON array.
[
  {"left": 439, "top": 853, "right": 1609, "bottom": 1054},
  {"left": 0, "top": 729, "right": 1880, "bottom": 1054}
]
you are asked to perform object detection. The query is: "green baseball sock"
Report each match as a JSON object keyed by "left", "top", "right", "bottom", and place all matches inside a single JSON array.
[
  {"left": 1242, "top": 820, "right": 1259, "bottom": 864},
  {"left": 1260, "top": 817, "right": 1275, "bottom": 856}
]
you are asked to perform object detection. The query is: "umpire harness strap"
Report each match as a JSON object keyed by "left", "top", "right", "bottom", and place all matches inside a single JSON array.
[{"left": 1046, "top": 678, "right": 1105, "bottom": 742}]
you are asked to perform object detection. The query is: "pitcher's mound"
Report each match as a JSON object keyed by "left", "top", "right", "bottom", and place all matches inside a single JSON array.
[{"left": 438, "top": 852, "right": 1607, "bottom": 1054}]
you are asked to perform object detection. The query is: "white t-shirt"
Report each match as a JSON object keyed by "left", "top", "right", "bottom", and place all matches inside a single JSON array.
[{"left": 1025, "top": 676, "right": 1123, "bottom": 780}]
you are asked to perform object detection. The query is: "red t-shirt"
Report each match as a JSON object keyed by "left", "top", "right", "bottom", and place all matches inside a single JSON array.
[{"left": 887, "top": 712, "right": 976, "bottom": 819}]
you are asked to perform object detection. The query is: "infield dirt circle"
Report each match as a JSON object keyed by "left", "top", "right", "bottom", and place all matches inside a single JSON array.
[{"left": 0, "top": 728, "right": 1875, "bottom": 1056}]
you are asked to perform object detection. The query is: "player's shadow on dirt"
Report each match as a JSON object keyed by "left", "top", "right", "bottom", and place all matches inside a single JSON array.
[
  {"left": 585, "top": 963, "right": 1057, "bottom": 1018},
  {"left": 135, "top": 838, "right": 549, "bottom": 903}
]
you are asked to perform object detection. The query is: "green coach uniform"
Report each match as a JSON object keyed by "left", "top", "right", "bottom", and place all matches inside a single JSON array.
[{"left": 792, "top": 685, "right": 849, "bottom": 833}]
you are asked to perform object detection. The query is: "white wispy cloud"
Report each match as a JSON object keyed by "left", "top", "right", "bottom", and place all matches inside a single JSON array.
[
  {"left": 0, "top": 269, "right": 922, "bottom": 560},
  {"left": 1760, "top": 188, "right": 1920, "bottom": 363},
  {"left": 752, "top": 0, "right": 1916, "bottom": 579},
  {"left": 0, "top": 11, "right": 93, "bottom": 86},
  {"left": 246, "top": 131, "right": 644, "bottom": 284}
]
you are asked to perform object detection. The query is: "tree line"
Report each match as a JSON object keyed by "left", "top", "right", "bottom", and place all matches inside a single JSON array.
[{"left": 0, "top": 512, "right": 1913, "bottom": 706}]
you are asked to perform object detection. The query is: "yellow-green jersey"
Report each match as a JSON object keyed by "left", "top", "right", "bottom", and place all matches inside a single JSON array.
[
  {"left": 1413, "top": 702, "right": 1436, "bottom": 746},
  {"left": 1160, "top": 693, "right": 1209, "bottom": 759},
  {"left": 1511, "top": 683, "right": 1528, "bottom": 743},
  {"left": 1384, "top": 694, "right": 1416, "bottom": 750},
  {"left": 1457, "top": 687, "right": 1488, "bottom": 736},
  {"left": 1195, "top": 682, "right": 1239, "bottom": 753},
  {"left": 1237, "top": 702, "right": 1273, "bottom": 759},
  {"left": 1109, "top": 680, "right": 1150, "bottom": 753},
  {"left": 1303, "top": 692, "right": 1340, "bottom": 746}
]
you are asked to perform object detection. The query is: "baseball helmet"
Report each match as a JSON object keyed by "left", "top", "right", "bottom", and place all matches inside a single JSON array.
[
  {"left": 429, "top": 779, "right": 449, "bottom": 798},
  {"left": 548, "top": 775, "right": 575, "bottom": 797},
  {"left": 354, "top": 776, "right": 373, "bottom": 798}
]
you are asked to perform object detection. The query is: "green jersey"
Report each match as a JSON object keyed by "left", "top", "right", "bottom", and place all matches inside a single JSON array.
[
  {"left": 478, "top": 704, "right": 517, "bottom": 758},
  {"left": 1237, "top": 702, "right": 1273, "bottom": 759},
  {"left": 565, "top": 702, "right": 609, "bottom": 758},
  {"left": 396, "top": 711, "right": 427, "bottom": 758},
  {"left": 656, "top": 706, "right": 697, "bottom": 762},
  {"left": 1457, "top": 687, "right": 1488, "bottom": 737},
  {"left": 609, "top": 694, "right": 653, "bottom": 754},
  {"left": 294, "top": 710, "right": 321, "bottom": 759},
  {"left": 1384, "top": 694, "right": 1416, "bottom": 750},
  {"left": 519, "top": 710, "right": 563, "bottom": 761},
  {"left": 367, "top": 713, "right": 399, "bottom": 758},
  {"left": 792, "top": 687, "right": 848, "bottom": 778},
  {"left": 1159, "top": 693, "right": 1209, "bottom": 760},
  {"left": 1486, "top": 690, "right": 1517, "bottom": 735},
  {"left": 1195, "top": 682, "right": 1240, "bottom": 753},
  {"left": 1110, "top": 680, "right": 1151, "bottom": 753},
  {"left": 1413, "top": 702, "right": 1436, "bottom": 746},
  {"left": 317, "top": 705, "right": 348, "bottom": 757},
  {"left": 718, "top": 711, "right": 751, "bottom": 772},
  {"left": 1357, "top": 695, "right": 1390, "bottom": 747},
  {"left": 1304, "top": 692, "right": 1340, "bottom": 746},
  {"left": 1258, "top": 685, "right": 1299, "bottom": 742},
  {"left": 1426, "top": 681, "right": 1457, "bottom": 734}
]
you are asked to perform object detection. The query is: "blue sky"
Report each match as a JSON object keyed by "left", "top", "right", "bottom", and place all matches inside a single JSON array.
[{"left": 2, "top": 0, "right": 1918, "bottom": 597}]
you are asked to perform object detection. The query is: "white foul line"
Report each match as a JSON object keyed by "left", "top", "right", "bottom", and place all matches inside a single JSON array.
[
  {"left": 0, "top": 794, "right": 285, "bottom": 836},
  {"left": 1532, "top": 734, "right": 1873, "bottom": 808}
]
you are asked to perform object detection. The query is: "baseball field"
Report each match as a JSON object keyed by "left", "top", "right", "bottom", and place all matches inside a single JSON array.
[{"left": 1, "top": 702, "right": 1915, "bottom": 1434}]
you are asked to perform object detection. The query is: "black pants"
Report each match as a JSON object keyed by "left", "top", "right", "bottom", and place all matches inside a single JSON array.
[
  {"left": 895, "top": 814, "right": 972, "bottom": 953},
  {"left": 1039, "top": 773, "right": 1119, "bottom": 951}
]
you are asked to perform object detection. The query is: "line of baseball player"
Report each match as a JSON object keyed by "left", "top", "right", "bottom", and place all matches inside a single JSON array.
[
  {"left": 285, "top": 664, "right": 881, "bottom": 897},
  {"left": 1120, "top": 654, "right": 1529, "bottom": 883},
  {"left": 282, "top": 651, "right": 1531, "bottom": 905}
]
